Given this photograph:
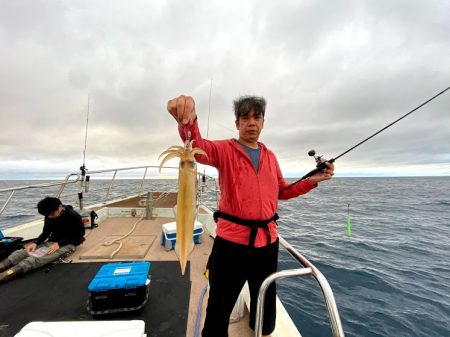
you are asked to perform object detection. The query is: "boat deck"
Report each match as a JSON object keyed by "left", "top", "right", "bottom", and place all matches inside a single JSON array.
[
  {"left": 1, "top": 192, "right": 298, "bottom": 337},
  {"left": 1, "top": 172, "right": 345, "bottom": 337},
  {"left": 67, "top": 207, "right": 256, "bottom": 336}
]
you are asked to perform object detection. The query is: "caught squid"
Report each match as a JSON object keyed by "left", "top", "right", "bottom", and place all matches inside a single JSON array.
[{"left": 159, "top": 140, "right": 207, "bottom": 275}]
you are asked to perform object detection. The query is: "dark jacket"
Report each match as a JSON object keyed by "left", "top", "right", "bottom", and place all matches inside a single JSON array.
[{"left": 35, "top": 205, "right": 85, "bottom": 247}]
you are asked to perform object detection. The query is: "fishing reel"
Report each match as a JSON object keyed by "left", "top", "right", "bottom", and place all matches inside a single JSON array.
[
  {"left": 308, "top": 149, "right": 328, "bottom": 166},
  {"left": 308, "top": 149, "right": 333, "bottom": 174}
]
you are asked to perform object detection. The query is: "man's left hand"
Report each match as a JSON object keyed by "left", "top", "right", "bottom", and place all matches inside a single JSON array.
[
  {"left": 309, "top": 162, "right": 335, "bottom": 185},
  {"left": 46, "top": 242, "right": 60, "bottom": 254}
]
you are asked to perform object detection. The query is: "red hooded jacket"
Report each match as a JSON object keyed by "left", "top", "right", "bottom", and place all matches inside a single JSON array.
[{"left": 179, "top": 120, "right": 316, "bottom": 247}]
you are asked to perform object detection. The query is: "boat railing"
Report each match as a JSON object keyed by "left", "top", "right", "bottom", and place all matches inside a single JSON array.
[
  {"left": 62, "top": 166, "right": 179, "bottom": 206},
  {"left": 64, "top": 165, "right": 219, "bottom": 209},
  {"left": 0, "top": 165, "right": 219, "bottom": 219},
  {"left": 255, "top": 235, "right": 345, "bottom": 337},
  {"left": 0, "top": 175, "right": 81, "bottom": 217}
]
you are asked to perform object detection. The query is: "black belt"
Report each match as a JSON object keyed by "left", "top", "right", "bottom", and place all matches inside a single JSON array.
[{"left": 213, "top": 211, "right": 279, "bottom": 247}]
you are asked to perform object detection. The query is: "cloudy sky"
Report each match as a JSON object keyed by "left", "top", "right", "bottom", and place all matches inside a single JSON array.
[{"left": 1, "top": 0, "right": 449, "bottom": 179}]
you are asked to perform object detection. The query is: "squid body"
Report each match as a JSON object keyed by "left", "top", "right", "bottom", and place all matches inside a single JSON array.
[{"left": 159, "top": 140, "right": 207, "bottom": 275}]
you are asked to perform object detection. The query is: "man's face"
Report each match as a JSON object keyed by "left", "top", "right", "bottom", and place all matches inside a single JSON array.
[
  {"left": 47, "top": 205, "right": 63, "bottom": 219},
  {"left": 235, "top": 109, "right": 264, "bottom": 144}
]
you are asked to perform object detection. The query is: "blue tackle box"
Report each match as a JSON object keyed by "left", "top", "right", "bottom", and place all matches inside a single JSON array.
[
  {"left": 87, "top": 261, "right": 151, "bottom": 315},
  {"left": 161, "top": 221, "right": 204, "bottom": 251}
]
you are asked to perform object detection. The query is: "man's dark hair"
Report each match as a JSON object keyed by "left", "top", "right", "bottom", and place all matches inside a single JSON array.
[
  {"left": 233, "top": 95, "right": 266, "bottom": 120},
  {"left": 37, "top": 197, "right": 62, "bottom": 216}
]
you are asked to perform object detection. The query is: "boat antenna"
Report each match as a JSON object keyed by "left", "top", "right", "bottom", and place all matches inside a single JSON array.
[{"left": 281, "top": 85, "right": 450, "bottom": 193}]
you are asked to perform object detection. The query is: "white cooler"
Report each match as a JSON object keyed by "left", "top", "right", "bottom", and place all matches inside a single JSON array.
[{"left": 161, "top": 220, "right": 204, "bottom": 251}]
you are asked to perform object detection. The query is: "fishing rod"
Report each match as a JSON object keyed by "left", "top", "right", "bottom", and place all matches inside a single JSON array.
[
  {"left": 282, "top": 85, "right": 450, "bottom": 193},
  {"left": 79, "top": 94, "right": 91, "bottom": 208},
  {"left": 81, "top": 94, "right": 90, "bottom": 171}
]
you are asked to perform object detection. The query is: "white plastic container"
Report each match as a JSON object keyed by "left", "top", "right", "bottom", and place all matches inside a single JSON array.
[
  {"left": 14, "top": 320, "right": 146, "bottom": 337},
  {"left": 161, "top": 221, "right": 204, "bottom": 251}
]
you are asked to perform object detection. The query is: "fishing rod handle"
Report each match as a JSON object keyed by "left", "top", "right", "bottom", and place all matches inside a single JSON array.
[
  {"left": 302, "top": 159, "right": 336, "bottom": 180},
  {"left": 280, "top": 159, "right": 336, "bottom": 194}
]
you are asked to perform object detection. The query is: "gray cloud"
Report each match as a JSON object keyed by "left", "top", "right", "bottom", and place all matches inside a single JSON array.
[{"left": 1, "top": 0, "right": 449, "bottom": 179}]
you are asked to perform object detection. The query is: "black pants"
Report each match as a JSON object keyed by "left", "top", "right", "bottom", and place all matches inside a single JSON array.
[{"left": 202, "top": 236, "right": 279, "bottom": 337}]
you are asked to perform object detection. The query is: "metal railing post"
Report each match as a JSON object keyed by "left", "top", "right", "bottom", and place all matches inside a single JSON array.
[
  {"left": 254, "top": 235, "right": 345, "bottom": 337},
  {"left": 105, "top": 170, "right": 118, "bottom": 200},
  {"left": 140, "top": 167, "right": 148, "bottom": 194},
  {"left": 0, "top": 191, "right": 15, "bottom": 216},
  {"left": 255, "top": 268, "right": 312, "bottom": 337},
  {"left": 57, "top": 174, "right": 80, "bottom": 198}
]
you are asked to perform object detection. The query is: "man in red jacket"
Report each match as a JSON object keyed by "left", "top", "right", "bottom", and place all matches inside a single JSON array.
[{"left": 167, "top": 95, "right": 334, "bottom": 337}]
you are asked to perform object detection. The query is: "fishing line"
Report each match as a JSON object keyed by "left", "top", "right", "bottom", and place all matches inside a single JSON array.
[
  {"left": 206, "top": 78, "right": 213, "bottom": 140},
  {"left": 281, "top": 85, "right": 450, "bottom": 193},
  {"left": 201, "top": 79, "right": 213, "bottom": 192}
]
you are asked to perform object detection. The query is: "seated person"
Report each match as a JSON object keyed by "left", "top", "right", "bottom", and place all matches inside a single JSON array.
[{"left": 0, "top": 197, "right": 85, "bottom": 284}]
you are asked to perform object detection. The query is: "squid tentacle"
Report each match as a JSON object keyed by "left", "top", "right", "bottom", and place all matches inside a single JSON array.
[
  {"left": 159, "top": 151, "right": 182, "bottom": 172},
  {"left": 191, "top": 148, "right": 208, "bottom": 157},
  {"left": 158, "top": 148, "right": 183, "bottom": 160},
  {"left": 166, "top": 145, "right": 185, "bottom": 151}
]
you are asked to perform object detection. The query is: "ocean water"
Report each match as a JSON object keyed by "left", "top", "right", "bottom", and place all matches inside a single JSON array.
[
  {"left": 1, "top": 177, "right": 449, "bottom": 337},
  {"left": 277, "top": 177, "right": 450, "bottom": 337}
]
